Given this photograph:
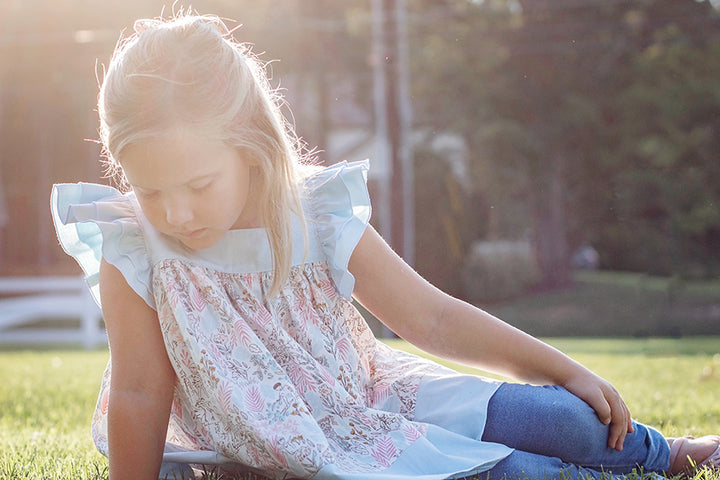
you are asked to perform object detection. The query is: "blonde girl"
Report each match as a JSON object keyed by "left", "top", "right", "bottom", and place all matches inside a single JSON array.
[{"left": 52, "top": 12, "right": 720, "bottom": 480}]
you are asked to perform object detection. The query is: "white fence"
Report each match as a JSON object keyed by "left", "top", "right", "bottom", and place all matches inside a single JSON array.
[{"left": 0, "top": 276, "right": 105, "bottom": 349}]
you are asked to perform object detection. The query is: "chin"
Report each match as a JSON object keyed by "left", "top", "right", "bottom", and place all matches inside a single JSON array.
[{"left": 178, "top": 234, "right": 220, "bottom": 251}]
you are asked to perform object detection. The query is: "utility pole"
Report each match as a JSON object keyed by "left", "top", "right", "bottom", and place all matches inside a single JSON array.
[
  {"left": 371, "top": 0, "right": 392, "bottom": 245},
  {"left": 396, "top": 0, "right": 414, "bottom": 266},
  {"left": 372, "top": 0, "right": 414, "bottom": 264}
]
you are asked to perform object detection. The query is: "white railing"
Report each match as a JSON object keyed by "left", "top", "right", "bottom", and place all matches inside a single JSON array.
[{"left": 0, "top": 276, "right": 105, "bottom": 349}]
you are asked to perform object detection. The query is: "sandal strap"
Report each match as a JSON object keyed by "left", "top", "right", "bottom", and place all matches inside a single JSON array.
[
  {"left": 669, "top": 436, "right": 694, "bottom": 473},
  {"left": 669, "top": 437, "right": 690, "bottom": 465},
  {"left": 699, "top": 436, "right": 720, "bottom": 469}
]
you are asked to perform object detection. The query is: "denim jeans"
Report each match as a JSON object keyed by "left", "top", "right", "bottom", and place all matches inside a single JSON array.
[{"left": 481, "top": 383, "right": 671, "bottom": 480}]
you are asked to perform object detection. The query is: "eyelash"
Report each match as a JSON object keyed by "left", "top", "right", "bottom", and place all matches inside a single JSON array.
[{"left": 190, "top": 180, "right": 213, "bottom": 193}]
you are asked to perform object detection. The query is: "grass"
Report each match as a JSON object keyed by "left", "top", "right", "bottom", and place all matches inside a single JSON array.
[
  {"left": 489, "top": 271, "right": 720, "bottom": 337},
  {"left": 0, "top": 350, "right": 109, "bottom": 479},
  {"left": 2, "top": 339, "right": 720, "bottom": 479}
]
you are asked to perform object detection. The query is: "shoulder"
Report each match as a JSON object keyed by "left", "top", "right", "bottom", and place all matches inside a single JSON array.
[
  {"left": 51, "top": 182, "right": 155, "bottom": 309},
  {"left": 302, "top": 160, "right": 370, "bottom": 208},
  {"left": 299, "top": 161, "right": 371, "bottom": 298}
]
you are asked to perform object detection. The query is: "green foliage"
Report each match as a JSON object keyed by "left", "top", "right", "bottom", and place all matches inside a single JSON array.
[
  {"left": 601, "top": 26, "right": 720, "bottom": 277},
  {"left": 413, "top": 148, "right": 483, "bottom": 297},
  {"left": 409, "top": 0, "right": 720, "bottom": 283}
]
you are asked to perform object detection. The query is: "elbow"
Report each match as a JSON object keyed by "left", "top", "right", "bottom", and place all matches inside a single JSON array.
[{"left": 109, "top": 361, "right": 176, "bottom": 402}]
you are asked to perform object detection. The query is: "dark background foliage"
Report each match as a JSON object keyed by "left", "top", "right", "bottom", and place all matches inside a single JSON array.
[{"left": 1, "top": 0, "right": 718, "bottom": 300}]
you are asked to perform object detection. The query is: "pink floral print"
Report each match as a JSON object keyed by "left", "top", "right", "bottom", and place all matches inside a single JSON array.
[{"left": 91, "top": 259, "right": 441, "bottom": 478}]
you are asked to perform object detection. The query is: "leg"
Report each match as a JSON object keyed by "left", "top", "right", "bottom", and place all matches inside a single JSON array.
[
  {"left": 484, "top": 449, "right": 667, "bottom": 480},
  {"left": 481, "top": 383, "right": 670, "bottom": 474}
]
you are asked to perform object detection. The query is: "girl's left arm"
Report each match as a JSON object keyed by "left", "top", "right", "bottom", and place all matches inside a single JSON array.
[{"left": 348, "top": 225, "right": 633, "bottom": 451}]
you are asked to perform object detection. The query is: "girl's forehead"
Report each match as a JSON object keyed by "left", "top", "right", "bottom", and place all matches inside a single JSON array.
[{"left": 120, "top": 132, "right": 238, "bottom": 188}]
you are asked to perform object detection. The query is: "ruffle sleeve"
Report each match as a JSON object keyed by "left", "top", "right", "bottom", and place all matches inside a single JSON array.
[
  {"left": 305, "top": 160, "right": 371, "bottom": 299},
  {"left": 50, "top": 183, "right": 155, "bottom": 309}
]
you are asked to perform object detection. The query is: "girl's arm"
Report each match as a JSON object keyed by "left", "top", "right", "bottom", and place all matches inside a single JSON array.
[
  {"left": 349, "top": 225, "right": 633, "bottom": 451},
  {"left": 99, "top": 259, "right": 176, "bottom": 479}
]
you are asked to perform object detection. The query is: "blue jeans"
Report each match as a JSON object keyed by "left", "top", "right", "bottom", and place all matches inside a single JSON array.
[{"left": 481, "top": 383, "right": 671, "bottom": 480}]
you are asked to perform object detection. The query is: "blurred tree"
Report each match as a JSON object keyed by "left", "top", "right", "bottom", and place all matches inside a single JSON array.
[
  {"left": 413, "top": 146, "right": 485, "bottom": 297},
  {"left": 3, "top": 0, "right": 719, "bottom": 283},
  {"left": 603, "top": 23, "right": 720, "bottom": 277},
  {"left": 410, "top": 0, "right": 720, "bottom": 289},
  {"left": 408, "top": 0, "right": 518, "bottom": 293}
]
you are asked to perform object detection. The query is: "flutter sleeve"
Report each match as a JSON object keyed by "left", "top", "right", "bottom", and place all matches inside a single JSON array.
[
  {"left": 50, "top": 183, "right": 155, "bottom": 309},
  {"left": 305, "top": 160, "right": 371, "bottom": 299}
]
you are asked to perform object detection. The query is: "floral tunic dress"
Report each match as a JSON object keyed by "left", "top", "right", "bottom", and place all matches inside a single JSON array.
[{"left": 51, "top": 161, "right": 512, "bottom": 479}]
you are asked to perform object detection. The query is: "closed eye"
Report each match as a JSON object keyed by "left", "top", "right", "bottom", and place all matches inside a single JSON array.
[{"left": 188, "top": 178, "right": 214, "bottom": 193}]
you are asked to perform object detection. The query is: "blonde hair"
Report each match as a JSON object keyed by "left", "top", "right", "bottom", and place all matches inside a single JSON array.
[{"left": 98, "top": 12, "right": 309, "bottom": 297}]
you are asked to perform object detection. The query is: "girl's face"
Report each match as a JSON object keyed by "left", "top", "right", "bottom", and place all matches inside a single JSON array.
[{"left": 120, "top": 130, "right": 260, "bottom": 250}]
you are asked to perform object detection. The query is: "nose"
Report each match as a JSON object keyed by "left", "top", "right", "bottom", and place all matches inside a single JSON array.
[{"left": 164, "top": 195, "right": 194, "bottom": 227}]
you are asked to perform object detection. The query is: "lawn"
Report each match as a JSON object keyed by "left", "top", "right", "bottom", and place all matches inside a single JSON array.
[
  {"left": 489, "top": 271, "right": 720, "bottom": 337},
  {"left": 0, "top": 349, "right": 109, "bottom": 479},
  {"left": 2, "top": 337, "right": 720, "bottom": 479}
]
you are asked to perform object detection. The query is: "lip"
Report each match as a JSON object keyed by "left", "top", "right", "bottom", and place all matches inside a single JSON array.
[{"left": 179, "top": 228, "right": 207, "bottom": 239}]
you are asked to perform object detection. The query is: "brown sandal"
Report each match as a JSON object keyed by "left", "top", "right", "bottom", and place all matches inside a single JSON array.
[{"left": 669, "top": 435, "right": 720, "bottom": 474}]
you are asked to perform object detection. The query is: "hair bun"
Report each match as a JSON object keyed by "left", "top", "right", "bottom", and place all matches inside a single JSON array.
[
  {"left": 132, "top": 14, "right": 234, "bottom": 38},
  {"left": 133, "top": 18, "right": 163, "bottom": 34},
  {"left": 194, "top": 15, "right": 233, "bottom": 36}
]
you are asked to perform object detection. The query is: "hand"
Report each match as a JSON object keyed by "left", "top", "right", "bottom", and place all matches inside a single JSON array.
[{"left": 562, "top": 371, "right": 634, "bottom": 451}]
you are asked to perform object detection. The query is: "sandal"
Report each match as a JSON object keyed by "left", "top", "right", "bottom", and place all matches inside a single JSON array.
[{"left": 669, "top": 435, "right": 720, "bottom": 474}]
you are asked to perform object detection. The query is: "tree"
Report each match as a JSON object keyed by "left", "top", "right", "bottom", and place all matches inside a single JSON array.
[
  {"left": 410, "top": 0, "right": 720, "bottom": 289},
  {"left": 411, "top": 0, "right": 631, "bottom": 288},
  {"left": 602, "top": 23, "right": 720, "bottom": 276}
]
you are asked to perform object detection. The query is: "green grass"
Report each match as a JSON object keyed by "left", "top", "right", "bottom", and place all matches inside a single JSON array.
[
  {"left": 0, "top": 350, "right": 109, "bottom": 479},
  {"left": 489, "top": 271, "right": 720, "bottom": 337},
  {"left": 3, "top": 340, "right": 720, "bottom": 479}
]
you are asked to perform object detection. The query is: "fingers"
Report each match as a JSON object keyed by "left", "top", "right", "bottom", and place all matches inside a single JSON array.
[
  {"left": 603, "top": 385, "right": 632, "bottom": 451},
  {"left": 563, "top": 373, "right": 633, "bottom": 452},
  {"left": 593, "top": 395, "right": 612, "bottom": 426},
  {"left": 583, "top": 386, "right": 623, "bottom": 450},
  {"left": 608, "top": 415, "right": 627, "bottom": 451}
]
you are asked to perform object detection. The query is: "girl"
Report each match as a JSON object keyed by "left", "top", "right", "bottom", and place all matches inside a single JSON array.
[{"left": 52, "top": 12, "right": 720, "bottom": 480}]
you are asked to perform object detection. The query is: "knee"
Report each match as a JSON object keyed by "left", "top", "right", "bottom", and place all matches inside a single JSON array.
[
  {"left": 542, "top": 389, "right": 610, "bottom": 460},
  {"left": 485, "top": 383, "right": 611, "bottom": 461},
  {"left": 548, "top": 392, "right": 606, "bottom": 430}
]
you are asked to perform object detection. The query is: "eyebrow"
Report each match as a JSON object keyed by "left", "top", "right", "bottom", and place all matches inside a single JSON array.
[{"left": 130, "top": 172, "right": 218, "bottom": 191}]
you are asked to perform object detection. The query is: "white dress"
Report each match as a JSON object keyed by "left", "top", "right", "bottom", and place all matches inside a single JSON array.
[{"left": 51, "top": 161, "right": 512, "bottom": 479}]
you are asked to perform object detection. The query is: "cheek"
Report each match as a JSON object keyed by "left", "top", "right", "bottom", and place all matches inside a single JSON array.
[
  {"left": 227, "top": 168, "right": 253, "bottom": 205},
  {"left": 136, "top": 199, "right": 169, "bottom": 230}
]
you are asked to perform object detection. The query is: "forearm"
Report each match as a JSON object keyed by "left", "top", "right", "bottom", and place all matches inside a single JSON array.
[
  {"left": 108, "top": 388, "right": 173, "bottom": 480},
  {"left": 416, "top": 296, "right": 589, "bottom": 386}
]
